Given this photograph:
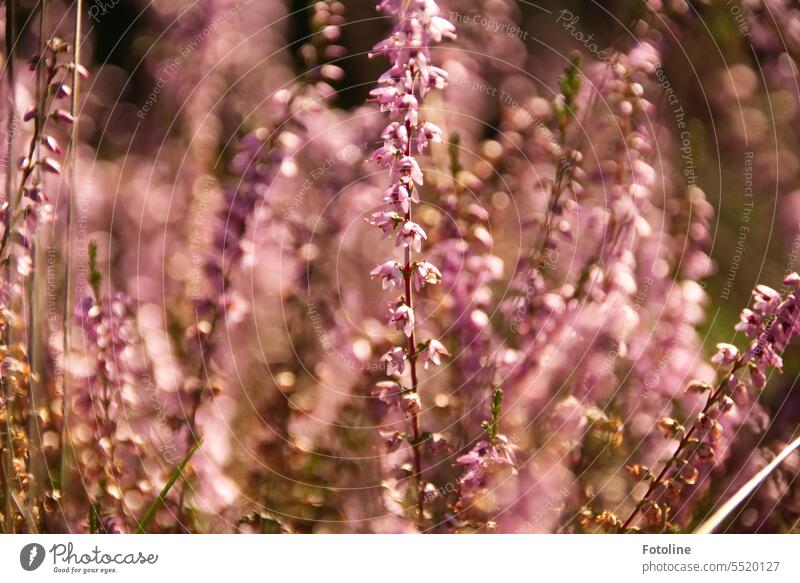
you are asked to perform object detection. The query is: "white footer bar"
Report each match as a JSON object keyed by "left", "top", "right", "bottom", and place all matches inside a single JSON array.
[{"left": 1, "top": 535, "right": 797, "bottom": 582}]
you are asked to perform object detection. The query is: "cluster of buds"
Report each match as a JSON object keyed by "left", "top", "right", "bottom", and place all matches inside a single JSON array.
[
  {"left": 0, "top": 34, "right": 87, "bottom": 533},
  {"left": 187, "top": 93, "right": 298, "bottom": 360},
  {"left": 455, "top": 389, "right": 516, "bottom": 515},
  {"left": 71, "top": 243, "right": 141, "bottom": 532},
  {"left": 367, "top": 0, "right": 454, "bottom": 517},
  {"left": 621, "top": 274, "right": 800, "bottom": 531},
  {"left": 4, "top": 38, "right": 87, "bottom": 265},
  {"left": 299, "top": 0, "right": 347, "bottom": 94}
]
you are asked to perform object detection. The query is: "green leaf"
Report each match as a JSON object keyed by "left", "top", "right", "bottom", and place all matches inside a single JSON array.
[
  {"left": 556, "top": 51, "right": 582, "bottom": 129},
  {"left": 88, "top": 239, "right": 102, "bottom": 300},
  {"left": 135, "top": 440, "right": 202, "bottom": 534},
  {"left": 448, "top": 132, "right": 462, "bottom": 178},
  {"left": 483, "top": 387, "right": 504, "bottom": 442},
  {"left": 89, "top": 503, "right": 101, "bottom": 534}
]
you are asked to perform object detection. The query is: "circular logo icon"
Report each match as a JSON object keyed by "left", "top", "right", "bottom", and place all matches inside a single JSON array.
[{"left": 20, "top": 543, "right": 46, "bottom": 571}]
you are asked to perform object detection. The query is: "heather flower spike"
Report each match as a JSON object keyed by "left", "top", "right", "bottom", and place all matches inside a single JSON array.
[
  {"left": 366, "top": 0, "right": 454, "bottom": 521},
  {"left": 621, "top": 275, "right": 800, "bottom": 532}
]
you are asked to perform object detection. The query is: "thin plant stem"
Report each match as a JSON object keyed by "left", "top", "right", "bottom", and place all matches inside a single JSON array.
[
  {"left": 621, "top": 359, "right": 745, "bottom": 531},
  {"left": 401, "top": 116, "right": 424, "bottom": 522},
  {"left": 1, "top": 0, "right": 18, "bottom": 533},
  {"left": 26, "top": 0, "right": 48, "bottom": 526},
  {"left": 59, "top": 0, "right": 82, "bottom": 501}
]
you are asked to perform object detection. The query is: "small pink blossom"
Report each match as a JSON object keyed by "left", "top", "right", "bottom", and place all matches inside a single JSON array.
[
  {"left": 368, "top": 210, "right": 401, "bottom": 238},
  {"left": 711, "top": 343, "right": 739, "bottom": 365},
  {"left": 381, "top": 347, "right": 407, "bottom": 376},
  {"left": 370, "top": 261, "right": 404, "bottom": 289},
  {"left": 383, "top": 183, "right": 416, "bottom": 213},
  {"left": 396, "top": 221, "right": 426, "bottom": 251},
  {"left": 393, "top": 156, "right": 424, "bottom": 185},
  {"left": 419, "top": 338, "right": 449, "bottom": 369},
  {"left": 412, "top": 260, "right": 441, "bottom": 290},
  {"left": 389, "top": 302, "right": 415, "bottom": 337},
  {"left": 400, "top": 392, "right": 421, "bottom": 414},
  {"left": 370, "top": 145, "right": 397, "bottom": 167},
  {"left": 372, "top": 380, "right": 404, "bottom": 406},
  {"left": 416, "top": 121, "right": 443, "bottom": 153},
  {"left": 379, "top": 430, "right": 404, "bottom": 452}
]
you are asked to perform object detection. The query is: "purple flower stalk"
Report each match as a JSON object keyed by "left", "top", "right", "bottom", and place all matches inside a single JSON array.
[
  {"left": 367, "top": 0, "right": 454, "bottom": 521},
  {"left": 621, "top": 274, "right": 800, "bottom": 532}
]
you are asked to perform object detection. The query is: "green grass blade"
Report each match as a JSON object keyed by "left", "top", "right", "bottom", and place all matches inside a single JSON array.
[
  {"left": 695, "top": 434, "right": 800, "bottom": 534},
  {"left": 135, "top": 440, "right": 202, "bottom": 534}
]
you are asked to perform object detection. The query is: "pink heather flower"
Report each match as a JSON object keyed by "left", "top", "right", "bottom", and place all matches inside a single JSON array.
[
  {"left": 43, "top": 134, "right": 63, "bottom": 155},
  {"left": 396, "top": 221, "right": 426, "bottom": 251},
  {"left": 394, "top": 156, "right": 424, "bottom": 185},
  {"left": 373, "top": 380, "right": 404, "bottom": 406},
  {"left": 369, "top": 85, "right": 400, "bottom": 107},
  {"left": 412, "top": 260, "right": 441, "bottom": 291},
  {"left": 419, "top": 65, "right": 447, "bottom": 93},
  {"left": 389, "top": 302, "right": 415, "bottom": 337},
  {"left": 457, "top": 436, "right": 516, "bottom": 501},
  {"left": 379, "top": 430, "right": 404, "bottom": 452},
  {"left": 52, "top": 109, "right": 75, "bottom": 124},
  {"left": 371, "top": 261, "right": 404, "bottom": 289},
  {"left": 735, "top": 308, "right": 761, "bottom": 338},
  {"left": 400, "top": 392, "right": 421, "bottom": 415},
  {"left": 381, "top": 347, "right": 407, "bottom": 376},
  {"left": 381, "top": 122, "right": 409, "bottom": 151},
  {"left": 428, "top": 433, "right": 448, "bottom": 453},
  {"left": 369, "top": 210, "right": 401, "bottom": 238},
  {"left": 370, "top": 145, "right": 398, "bottom": 167},
  {"left": 427, "top": 16, "right": 456, "bottom": 43},
  {"left": 419, "top": 338, "right": 449, "bottom": 369},
  {"left": 457, "top": 439, "right": 515, "bottom": 467},
  {"left": 711, "top": 343, "right": 739, "bottom": 365},
  {"left": 625, "top": 275, "right": 800, "bottom": 531},
  {"left": 54, "top": 83, "right": 71, "bottom": 99},
  {"left": 399, "top": 94, "right": 420, "bottom": 124},
  {"left": 416, "top": 121, "right": 443, "bottom": 153},
  {"left": 752, "top": 284, "right": 781, "bottom": 313},
  {"left": 42, "top": 158, "right": 62, "bottom": 175},
  {"left": 383, "top": 183, "right": 416, "bottom": 213}
]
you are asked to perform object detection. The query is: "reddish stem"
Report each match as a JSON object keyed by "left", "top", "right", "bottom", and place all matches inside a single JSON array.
[
  {"left": 401, "top": 116, "right": 424, "bottom": 522},
  {"left": 621, "top": 361, "right": 742, "bottom": 531}
]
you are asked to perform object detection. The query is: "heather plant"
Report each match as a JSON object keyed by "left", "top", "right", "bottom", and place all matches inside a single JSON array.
[{"left": 1, "top": 0, "right": 800, "bottom": 535}]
